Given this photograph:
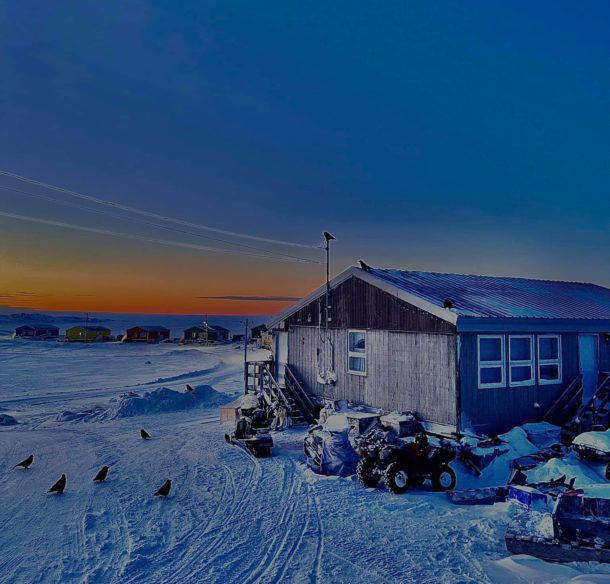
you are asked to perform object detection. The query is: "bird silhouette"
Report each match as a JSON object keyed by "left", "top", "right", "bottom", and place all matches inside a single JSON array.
[
  {"left": 48, "top": 474, "right": 66, "bottom": 494},
  {"left": 14, "top": 454, "right": 34, "bottom": 469},
  {"left": 140, "top": 429, "right": 151, "bottom": 440},
  {"left": 185, "top": 384, "right": 194, "bottom": 392},
  {"left": 359, "top": 260, "right": 373, "bottom": 271},
  {"left": 154, "top": 479, "right": 172, "bottom": 497},
  {"left": 93, "top": 466, "right": 109, "bottom": 482}
]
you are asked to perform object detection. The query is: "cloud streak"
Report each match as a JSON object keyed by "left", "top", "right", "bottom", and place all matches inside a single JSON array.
[{"left": 197, "top": 295, "right": 300, "bottom": 302}]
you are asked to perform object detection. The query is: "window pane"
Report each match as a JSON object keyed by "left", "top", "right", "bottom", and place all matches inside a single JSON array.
[
  {"left": 480, "top": 366, "right": 502, "bottom": 385},
  {"left": 349, "top": 356, "right": 366, "bottom": 372},
  {"left": 539, "top": 337, "right": 559, "bottom": 361},
  {"left": 511, "top": 365, "right": 532, "bottom": 383},
  {"left": 349, "top": 332, "right": 366, "bottom": 353},
  {"left": 540, "top": 364, "right": 560, "bottom": 381},
  {"left": 510, "top": 337, "right": 531, "bottom": 362},
  {"left": 480, "top": 337, "right": 502, "bottom": 362}
]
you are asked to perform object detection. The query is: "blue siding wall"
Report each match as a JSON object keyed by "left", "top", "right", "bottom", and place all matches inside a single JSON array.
[{"left": 457, "top": 332, "right": 609, "bottom": 435}]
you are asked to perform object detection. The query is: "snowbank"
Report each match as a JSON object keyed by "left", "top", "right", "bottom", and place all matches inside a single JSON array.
[
  {"left": 526, "top": 452, "right": 605, "bottom": 487},
  {"left": 57, "top": 385, "right": 232, "bottom": 422}
]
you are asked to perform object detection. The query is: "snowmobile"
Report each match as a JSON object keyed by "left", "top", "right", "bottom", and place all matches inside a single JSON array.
[
  {"left": 224, "top": 395, "right": 273, "bottom": 458},
  {"left": 356, "top": 432, "right": 457, "bottom": 494}
]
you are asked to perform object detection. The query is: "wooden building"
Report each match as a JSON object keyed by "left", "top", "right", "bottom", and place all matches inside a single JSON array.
[
  {"left": 66, "top": 325, "right": 111, "bottom": 342},
  {"left": 183, "top": 324, "right": 229, "bottom": 343},
  {"left": 268, "top": 266, "right": 610, "bottom": 435},
  {"left": 14, "top": 324, "right": 60, "bottom": 340},
  {"left": 125, "top": 325, "right": 170, "bottom": 343}
]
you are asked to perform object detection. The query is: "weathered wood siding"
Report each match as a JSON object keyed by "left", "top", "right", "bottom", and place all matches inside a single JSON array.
[
  {"left": 288, "top": 326, "right": 458, "bottom": 425},
  {"left": 283, "top": 276, "right": 455, "bottom": 334},
  {"left": 459, "top": 333, "right": 584, "bottom": 435}
]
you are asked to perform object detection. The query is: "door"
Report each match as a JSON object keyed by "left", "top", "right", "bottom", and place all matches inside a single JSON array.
[
  {"left": 274, "top": 331, "right": 288, "bottom": 385},
  {"left": 579, "top": 334, "right": 598, "bottom": 400}
]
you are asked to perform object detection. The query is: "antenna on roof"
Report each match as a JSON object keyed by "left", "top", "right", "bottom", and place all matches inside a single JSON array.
[{"left": 359, "top": 260, "right": 373, "bottom": 271}]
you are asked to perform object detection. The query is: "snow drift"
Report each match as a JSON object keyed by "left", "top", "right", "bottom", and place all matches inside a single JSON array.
[{"left": 57, "top": 385, "right": 232, "bottom": 422}]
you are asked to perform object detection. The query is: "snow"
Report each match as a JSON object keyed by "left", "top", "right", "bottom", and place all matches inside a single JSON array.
[
  {"left": 1, "top": 338, "right": 609, "bottom": 583},
  {"left": 574, "top": 430, "right": 610, "bottom": 453}
]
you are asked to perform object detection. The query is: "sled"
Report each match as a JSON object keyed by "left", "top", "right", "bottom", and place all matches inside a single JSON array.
[{"left": 447, "top": 486, "right": 508, "bottom": 505}]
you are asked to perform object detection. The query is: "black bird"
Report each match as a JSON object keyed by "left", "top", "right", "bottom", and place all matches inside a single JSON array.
[
  {"left": 154, "top": 479, "right": 172, "bottom": 497},
  {"left": 14, "top": 454, "right": 34, "bottom": 469},
  {"left": 93, "top": 466, "right": 109, "bottom": 482},
  {"left": 359, "top": 260, "right": 373, "bottom": 271},
  {"left": 140, "top": 429, "right": 151, "bottom": 440},
  {"left": 185, "top": 384, "right": 194, "bottom": 392},
  {"left": 48, "top": 474, "right": 66, "bottom": 494}
]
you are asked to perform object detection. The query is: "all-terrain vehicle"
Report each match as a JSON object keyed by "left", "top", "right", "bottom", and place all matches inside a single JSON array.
[
  {"left": 356, "top": 432, "right": 457, "bottom": 493},
  {"left": 225, "top": 394, "right": 274, "bottom": 457}
]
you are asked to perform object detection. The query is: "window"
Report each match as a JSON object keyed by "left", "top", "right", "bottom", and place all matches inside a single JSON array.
[
  {"left": 478, "top": 335, "right": 505, "bottom": 388},
  {"left": 509, "top": 335, "right": 534, "bottom": 386},
  {"left": 538, "top": 335, "right": 562, "bottom": 384},
  {"left": 347, "top": 330, "right": 366, "bottom": 375}
]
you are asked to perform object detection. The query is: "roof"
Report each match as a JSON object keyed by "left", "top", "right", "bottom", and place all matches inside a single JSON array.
[
  {"left": 268, "top": 265, "right": 610, "bottom": 328},
  {"left": 184, "top": 324, "right": 226, "bottom": 333},
  {"left": 128, "top": 325, "right": 169, "bottom": 332},
  {"left": 16, "top": 323, "right": 60, "bottom": 331},
  {"left": 210, "top": 325, "right": 229, "bottom": 332},
  {"left": 369, "top": 269, "right": 610, "bottom": 320},
  {"left": 67, "top": 325, "right": 110, "bottom": 332}
]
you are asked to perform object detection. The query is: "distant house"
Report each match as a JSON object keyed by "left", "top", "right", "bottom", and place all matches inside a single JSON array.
[
  {"left": 232, "top": 334, "right": 244, "bottom": 343},
  {"left": 210, "top": 325, "right": 230, "bottom": 342},
  {"left": 184, "top": 324, "right": 230, "bottom": 343},
  {"left": 14, "top": 324, "right": 59, "bottom": 340},
  {"left": 251, "top": 324, "right": 267, "bottom": 339},
  {"left": 125, "top": 326, "right": 170, "bottom": 343},
  {"left": 269, "top": 265, "right": 610, "bottom": 436},
  {"left": 66, "top": 325, "right": 111, "bottom": 342}
]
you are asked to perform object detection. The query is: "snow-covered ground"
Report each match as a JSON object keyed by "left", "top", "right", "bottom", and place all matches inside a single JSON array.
[{"left": 2, "top": 341, "right": 610, "bottom": 583}]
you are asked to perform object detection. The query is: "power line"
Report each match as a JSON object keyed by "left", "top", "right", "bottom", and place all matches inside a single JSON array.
[
  {"left": 0, "top": 210, "right": 321, "bottom": 264},
  {"left": 0, "top": 170, "right": 322, "bottom": 249},
  {"left": 0, "top": 184, "right": 318, "bottom": 264}
]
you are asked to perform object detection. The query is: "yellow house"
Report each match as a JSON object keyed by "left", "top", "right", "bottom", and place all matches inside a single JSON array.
[{"left": 65, "top": 325, "right": 111, "bottom": 342}]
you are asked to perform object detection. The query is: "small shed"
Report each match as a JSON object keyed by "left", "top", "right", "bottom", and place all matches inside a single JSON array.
[
  {"left": 14, "top": 324, "right": 59, "bottom": 340},
  {"left": 125, "top": 326, "right": 170, "bottom": 343},
  {"left": 184, "top": 324, "right": 219, "bottom": 343},
  {"left": 66, "top": 325, "right": 111, "bottom": 342},
  {"left": 210, "top": 325, "right": 230, "bottom": 342}
]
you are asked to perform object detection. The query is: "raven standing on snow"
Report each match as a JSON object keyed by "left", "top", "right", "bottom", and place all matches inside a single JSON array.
[
  {"left": 48, "top": 474, "right": 66, "bottom": 494},
  {"left": 140, "top": 429, "right": 151, "bottom": 440},
  {"left": 93, "top": 466, "right": 109, "bottom": 482},
  {"left": 14, "top": 454, "right": 34, "bottom": 469},
  {"left": 154, "top": 479, "right": 172, "bottom": 497}
]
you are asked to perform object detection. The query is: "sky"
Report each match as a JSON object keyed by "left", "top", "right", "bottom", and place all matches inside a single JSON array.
[{"left": 1, "top": 1, "right": 610, "bottom": 315}]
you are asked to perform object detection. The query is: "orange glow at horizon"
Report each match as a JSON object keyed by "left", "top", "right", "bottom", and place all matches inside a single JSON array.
[{"left": 0, "top": 218, "right": 322, "bottom": 316}]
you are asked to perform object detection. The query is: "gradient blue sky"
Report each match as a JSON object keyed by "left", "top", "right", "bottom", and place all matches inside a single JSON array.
[{"left": 1, "top": 1, "right": 610, "bottom": 313}]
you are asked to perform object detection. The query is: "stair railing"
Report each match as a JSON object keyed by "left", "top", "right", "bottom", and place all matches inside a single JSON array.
[
  {"left": 285, "top": 365, "right": 316, "bottom": 423},
  {"left": 543, "top": 374, "right": 582, "bottom": 425}
]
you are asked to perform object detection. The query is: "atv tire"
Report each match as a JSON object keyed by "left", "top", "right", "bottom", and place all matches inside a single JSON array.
[
  {"left": 357, "top": 458, "right": 380, "bottom": 488},
  {"left": 384, "top": 462, "right": 410, "bottom": 494},
  {"left": 431, "top": 464, "right": 457, "bottom": 491}
]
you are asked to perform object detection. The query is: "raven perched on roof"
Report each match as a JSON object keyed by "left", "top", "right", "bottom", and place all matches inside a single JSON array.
[
  {"left": 185, "top": 384, "right": 194, "bottom": 392},
  {"left": 48, "top": 474, "right": 66, "bottom": 494},
  {"left": 140, "top": 429, "right": 151, "bottom": 440},
  {"left": 14, "top": 454, "right": 34, "bottom": 469},
  {"left": 154, "top": 479, "right": 172, "bottom": 497}
]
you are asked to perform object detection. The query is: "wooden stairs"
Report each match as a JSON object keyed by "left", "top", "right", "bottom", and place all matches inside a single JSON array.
[
  {"left": 245, "top": 361, "right": 319, "bottom": 425},
  {"left": 545, "top": 373, "right": 610, "bottom": 444}
]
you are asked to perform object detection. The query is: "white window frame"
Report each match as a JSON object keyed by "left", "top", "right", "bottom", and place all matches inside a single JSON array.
[
  {"left": 347, "top": 329, "right": 367, "bottom": 376},
  {"left": 478, "top": 335, "right": 505, "bottom": 389},
  {"left": 508, "top": 335, "right": 535, "bottom": 387},
  {"left": 538, "top": 334, "right": 562, "bottom": 385}
]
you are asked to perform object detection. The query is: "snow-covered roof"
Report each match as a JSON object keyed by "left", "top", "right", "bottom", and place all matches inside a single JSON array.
[
  {"left": 268, "top": 265, "right": 610, "bottom": 328},
  {"left": 369, "top": 268, "right": 610, "bottom": 319},
  {"left": 67, "top": 325, "right": 110, "bottom": 332},
  {"left": 129, "top": 325, "right": 169, "bottom": 332}
]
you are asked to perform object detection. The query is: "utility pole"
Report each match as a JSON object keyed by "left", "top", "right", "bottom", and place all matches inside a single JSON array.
[
  {"left": 243, "top": 318, "right": 250, "bottom": 394},
  {"left": 323, "top": 232, "right": 335, "bottom": 335},
  {"left": 84, "top": 312, "right": 89, "bottom": 342},
  {"left": 203, "top": 314, "right": 208, "bottom": 345}
]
